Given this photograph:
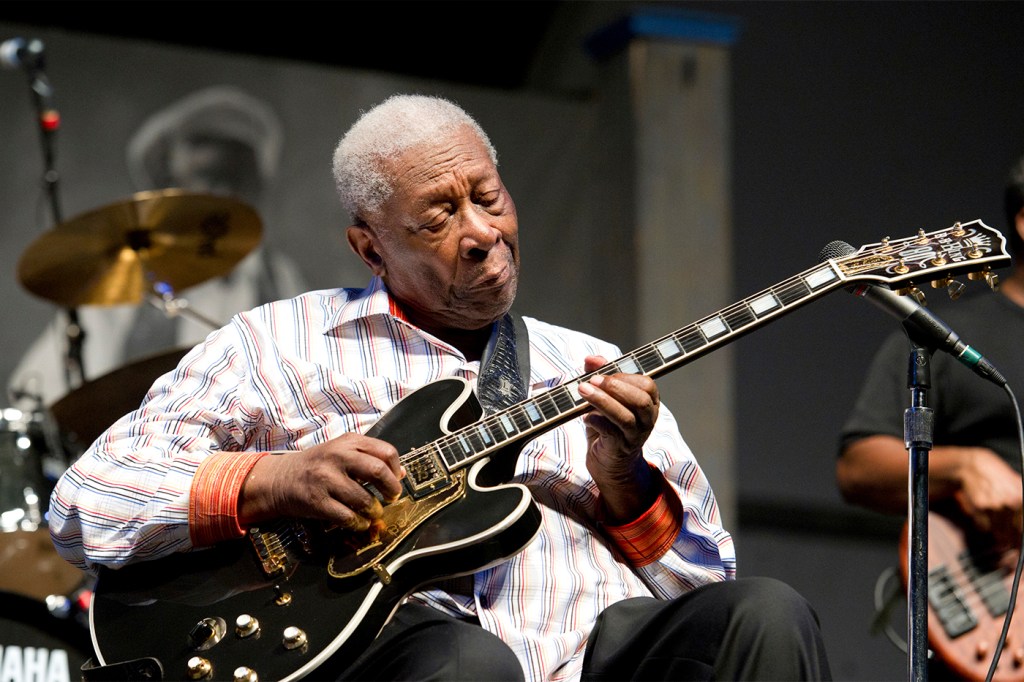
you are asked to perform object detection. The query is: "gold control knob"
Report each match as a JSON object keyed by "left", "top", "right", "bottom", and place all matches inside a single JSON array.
[
  {"left": 282, "top": 626, "right": 308, "bottom": 650},
  {"left": 187, "top": 656, "right": 212, "bottom": 680},
  {"left": 235, "top": 614, "right": 260, "bottom": 638},
  {"left": 233, "top": 666, "right": 258, "bottom": 682}
]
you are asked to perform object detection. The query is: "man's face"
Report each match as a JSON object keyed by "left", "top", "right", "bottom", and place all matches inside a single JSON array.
[
  {"left": 359, "top": 126, "right": 520, "bottom": 333},
  {"left": 167, "top": 135, "right": 262, "bottom": 204}
]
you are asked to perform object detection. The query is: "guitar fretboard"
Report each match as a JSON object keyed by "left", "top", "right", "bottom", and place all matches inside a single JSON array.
[
  {"left": 402, "top": 259, "right": 844, "bottom": 482},
  {"left": 401, "top": 219, "right": 1006, "bottom": 486}
]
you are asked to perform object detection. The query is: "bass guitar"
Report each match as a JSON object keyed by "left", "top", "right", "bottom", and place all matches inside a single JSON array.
[
  {"left": 900, "top": 510, "right": 1024, "bottom": 682},
  {"left": 90, "top": 220, "right": 1009, "bottom": 681}
]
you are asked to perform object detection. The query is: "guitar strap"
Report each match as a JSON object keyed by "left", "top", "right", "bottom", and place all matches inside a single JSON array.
[
  {"left": 476, "top": 310, "right": 530, "bottom": 414},
  {"left": 512, "top": 311, "right": 531, "bottom": 394},
  {"left": 421, "top": 311, "right": 530, "bottom": 603}
]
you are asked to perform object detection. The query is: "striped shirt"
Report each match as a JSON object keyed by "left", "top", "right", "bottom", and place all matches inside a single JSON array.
[{"left": 49, "top": 276, "right": 736, "bottom": 682}]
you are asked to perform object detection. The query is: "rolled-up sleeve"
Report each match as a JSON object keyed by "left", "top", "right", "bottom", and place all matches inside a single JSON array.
[{"left": 48, "top": 326, "right": 252, "bottom": 572}]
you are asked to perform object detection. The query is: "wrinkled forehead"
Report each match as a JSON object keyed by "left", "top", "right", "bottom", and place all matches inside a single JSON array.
[{"left": 384, "top": 131, "right": 499, "bottom": 202}]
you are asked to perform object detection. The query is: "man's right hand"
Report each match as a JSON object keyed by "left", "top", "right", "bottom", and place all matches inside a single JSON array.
[
  {"left": 840, "top": 435, "right": 1023, "bottom": 550},
  {"left": 238, "top": 433, "right": 405, "bottom": 531},
  {"left": 953, "top": 446, "right": 1023, "bottom": 551}
]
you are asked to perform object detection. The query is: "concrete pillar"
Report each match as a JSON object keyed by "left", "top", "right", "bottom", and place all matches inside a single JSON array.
[{"left": 587, "top": 9, "right": 741, "bottom": 528}]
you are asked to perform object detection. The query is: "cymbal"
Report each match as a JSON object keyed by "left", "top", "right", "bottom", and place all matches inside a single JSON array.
[
  {"left": 49, "top": 346, "right": 189, "bottom": 449},
  {"left": 17, "top": 189, "right": 262, "bottom": 306}
]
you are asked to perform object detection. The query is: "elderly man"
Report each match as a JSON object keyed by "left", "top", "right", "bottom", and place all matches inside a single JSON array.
[{"left": 53, "top": 94, "right": 831, "bottom": 682}]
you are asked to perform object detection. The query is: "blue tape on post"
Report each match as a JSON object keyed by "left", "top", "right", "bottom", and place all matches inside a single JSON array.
[{"left": 585, "top": 7, "right": 743, "bottom": 60}]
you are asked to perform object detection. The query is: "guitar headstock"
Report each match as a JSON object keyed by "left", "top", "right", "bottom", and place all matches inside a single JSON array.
[{"left": 824, "top": 220, "right": 1010, "bottom": 300}]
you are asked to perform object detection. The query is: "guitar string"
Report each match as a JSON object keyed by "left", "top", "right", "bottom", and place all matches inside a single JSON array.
[
  {"left": 933, "top": 546, "right": 1020, "bottom": 618},
  {"left": 401, "top": 237, "right": 910, "bottom": 473},
  {"left": 400, "top": 224, "right": 989, "bottom": 480},
  {"left": 403, "top": 265, "right": 833, "bottom": 476}
]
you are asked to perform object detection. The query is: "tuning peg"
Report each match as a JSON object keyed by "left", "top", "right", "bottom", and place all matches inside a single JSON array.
[
  {"left": 930, "top": 277, "right": 966, "bottom": 300},
  {"left": 968, "top": 269, "right": 1000, "bottom": 291},
  {"left": 895, "top": 286, "right": 927, "bottom": 305}
]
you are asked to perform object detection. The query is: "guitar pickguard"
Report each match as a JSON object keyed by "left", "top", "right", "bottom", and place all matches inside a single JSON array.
[{"left": 327, "top": 470, "right": 467, "bottom": 578}]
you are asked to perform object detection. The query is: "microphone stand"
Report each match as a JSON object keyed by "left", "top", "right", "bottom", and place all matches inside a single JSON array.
[
  {"left": 903, "top": 340, "right": 934, "bottom": 682},
  {"left": 21, "top": 56, "right": 86, "bottom": 389}
]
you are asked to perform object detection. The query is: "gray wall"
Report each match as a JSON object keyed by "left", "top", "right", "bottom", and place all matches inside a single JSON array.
[{"left": 4, "top": 2, "right": 1024, "bottom": 680}]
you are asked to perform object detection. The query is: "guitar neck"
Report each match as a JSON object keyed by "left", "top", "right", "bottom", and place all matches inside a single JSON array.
[{"left": 408, "top": 219, "right": 1007, "bottom": 480}]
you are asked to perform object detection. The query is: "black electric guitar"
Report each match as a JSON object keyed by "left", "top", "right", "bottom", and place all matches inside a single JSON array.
[
  {"left": 90, "top": 220, "right": 1009, "bottom": 681},
  {"left": 900, "top": 510, "right": 1024, "bottom": 682}
]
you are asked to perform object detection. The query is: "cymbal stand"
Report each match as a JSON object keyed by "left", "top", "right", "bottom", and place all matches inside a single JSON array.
[
  {"left": 146, "top": 282, "right": 223, "bottom": 332},
  {"left": 13, "top": 40, "right": 86, "bottom": 389},
  {"left": 903, "top": 341, "right": 934, "bottom": 682}
]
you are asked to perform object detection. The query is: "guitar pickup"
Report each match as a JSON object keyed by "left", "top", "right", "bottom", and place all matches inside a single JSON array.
[
  {"left": 363, "top": 449, "right": 452, "bottom": 501},
  {"left": 928, "top": 566, "right": 978, "bottom": 639},
  {"left": 402, "top": 449, "right": 453, "bottom": 498}
]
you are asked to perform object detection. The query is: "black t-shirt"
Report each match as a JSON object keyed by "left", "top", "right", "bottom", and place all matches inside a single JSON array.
[{"left": 839, "top": 289, "right": 1024, "bottom": 471}]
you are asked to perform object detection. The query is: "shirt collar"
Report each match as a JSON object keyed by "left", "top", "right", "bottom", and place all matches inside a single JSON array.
[
  {"left": 323, "top": 276, "right": 494, "bottom": 365},
  {"left": 323, "top": 275, "right": 406, "bottom": 334}
]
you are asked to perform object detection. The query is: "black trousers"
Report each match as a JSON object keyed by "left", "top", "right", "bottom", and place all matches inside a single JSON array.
[{"left": 334, "top": 576, "right": 832, "bottom": 681}]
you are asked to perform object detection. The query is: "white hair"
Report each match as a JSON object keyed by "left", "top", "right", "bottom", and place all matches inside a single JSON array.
[{"left": 332, "top": 94, "right": 498, "bottom": 221}]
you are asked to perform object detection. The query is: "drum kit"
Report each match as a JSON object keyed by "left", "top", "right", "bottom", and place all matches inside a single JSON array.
[{"left": 1, "top": 188, "right": 262, "bottom": 673}]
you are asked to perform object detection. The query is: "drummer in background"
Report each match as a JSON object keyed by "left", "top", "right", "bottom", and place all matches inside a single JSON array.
[{"left": 8, "top": 86, "right": 308, "bottom": 414}]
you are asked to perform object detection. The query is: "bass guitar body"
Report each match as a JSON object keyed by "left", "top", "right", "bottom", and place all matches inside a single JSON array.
[
  {"left": 90, "top": 378, "right": 542, "bottom": 681},
  {"left": 900, "top": 510, "right": 1024, "bottom": 682}
]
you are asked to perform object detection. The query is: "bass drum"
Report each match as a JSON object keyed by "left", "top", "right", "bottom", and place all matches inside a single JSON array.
[
  {"left": 0, "top": 590, "right": 92, "bottom": 682},
  {"left": 0, "top": 407, "right": 84, "bottom": 602}
]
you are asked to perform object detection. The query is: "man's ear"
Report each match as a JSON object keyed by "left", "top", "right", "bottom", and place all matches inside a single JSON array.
[{"left": 346, "top": 225, "right": 385, "bottom": 275}]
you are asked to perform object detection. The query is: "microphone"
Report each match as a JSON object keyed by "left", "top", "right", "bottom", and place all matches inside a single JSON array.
[
  {"left": 0, "top": 37, "right": 45, "bottom": 71},
  {"left": 821, "top": 240, "right": 1007, "bottom": 387},
  {"left": 2, "top": 37, "right": 59, "bottom": 132}
]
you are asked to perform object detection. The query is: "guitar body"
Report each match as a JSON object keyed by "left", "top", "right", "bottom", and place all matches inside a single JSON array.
[
  {"left": 90, "top": 378, "right": 543, "bottom": 681},
  {"left": 900, "top": 510, "right": 1024, "bottom": 682}
]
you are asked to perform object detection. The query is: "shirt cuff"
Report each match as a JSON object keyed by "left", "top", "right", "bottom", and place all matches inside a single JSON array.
[
  {"left": 601, "top": 470, "right": 684, "bottom": 567},
  {"left": 189, "top": 451, "right": 268, "bottom": 547}
]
